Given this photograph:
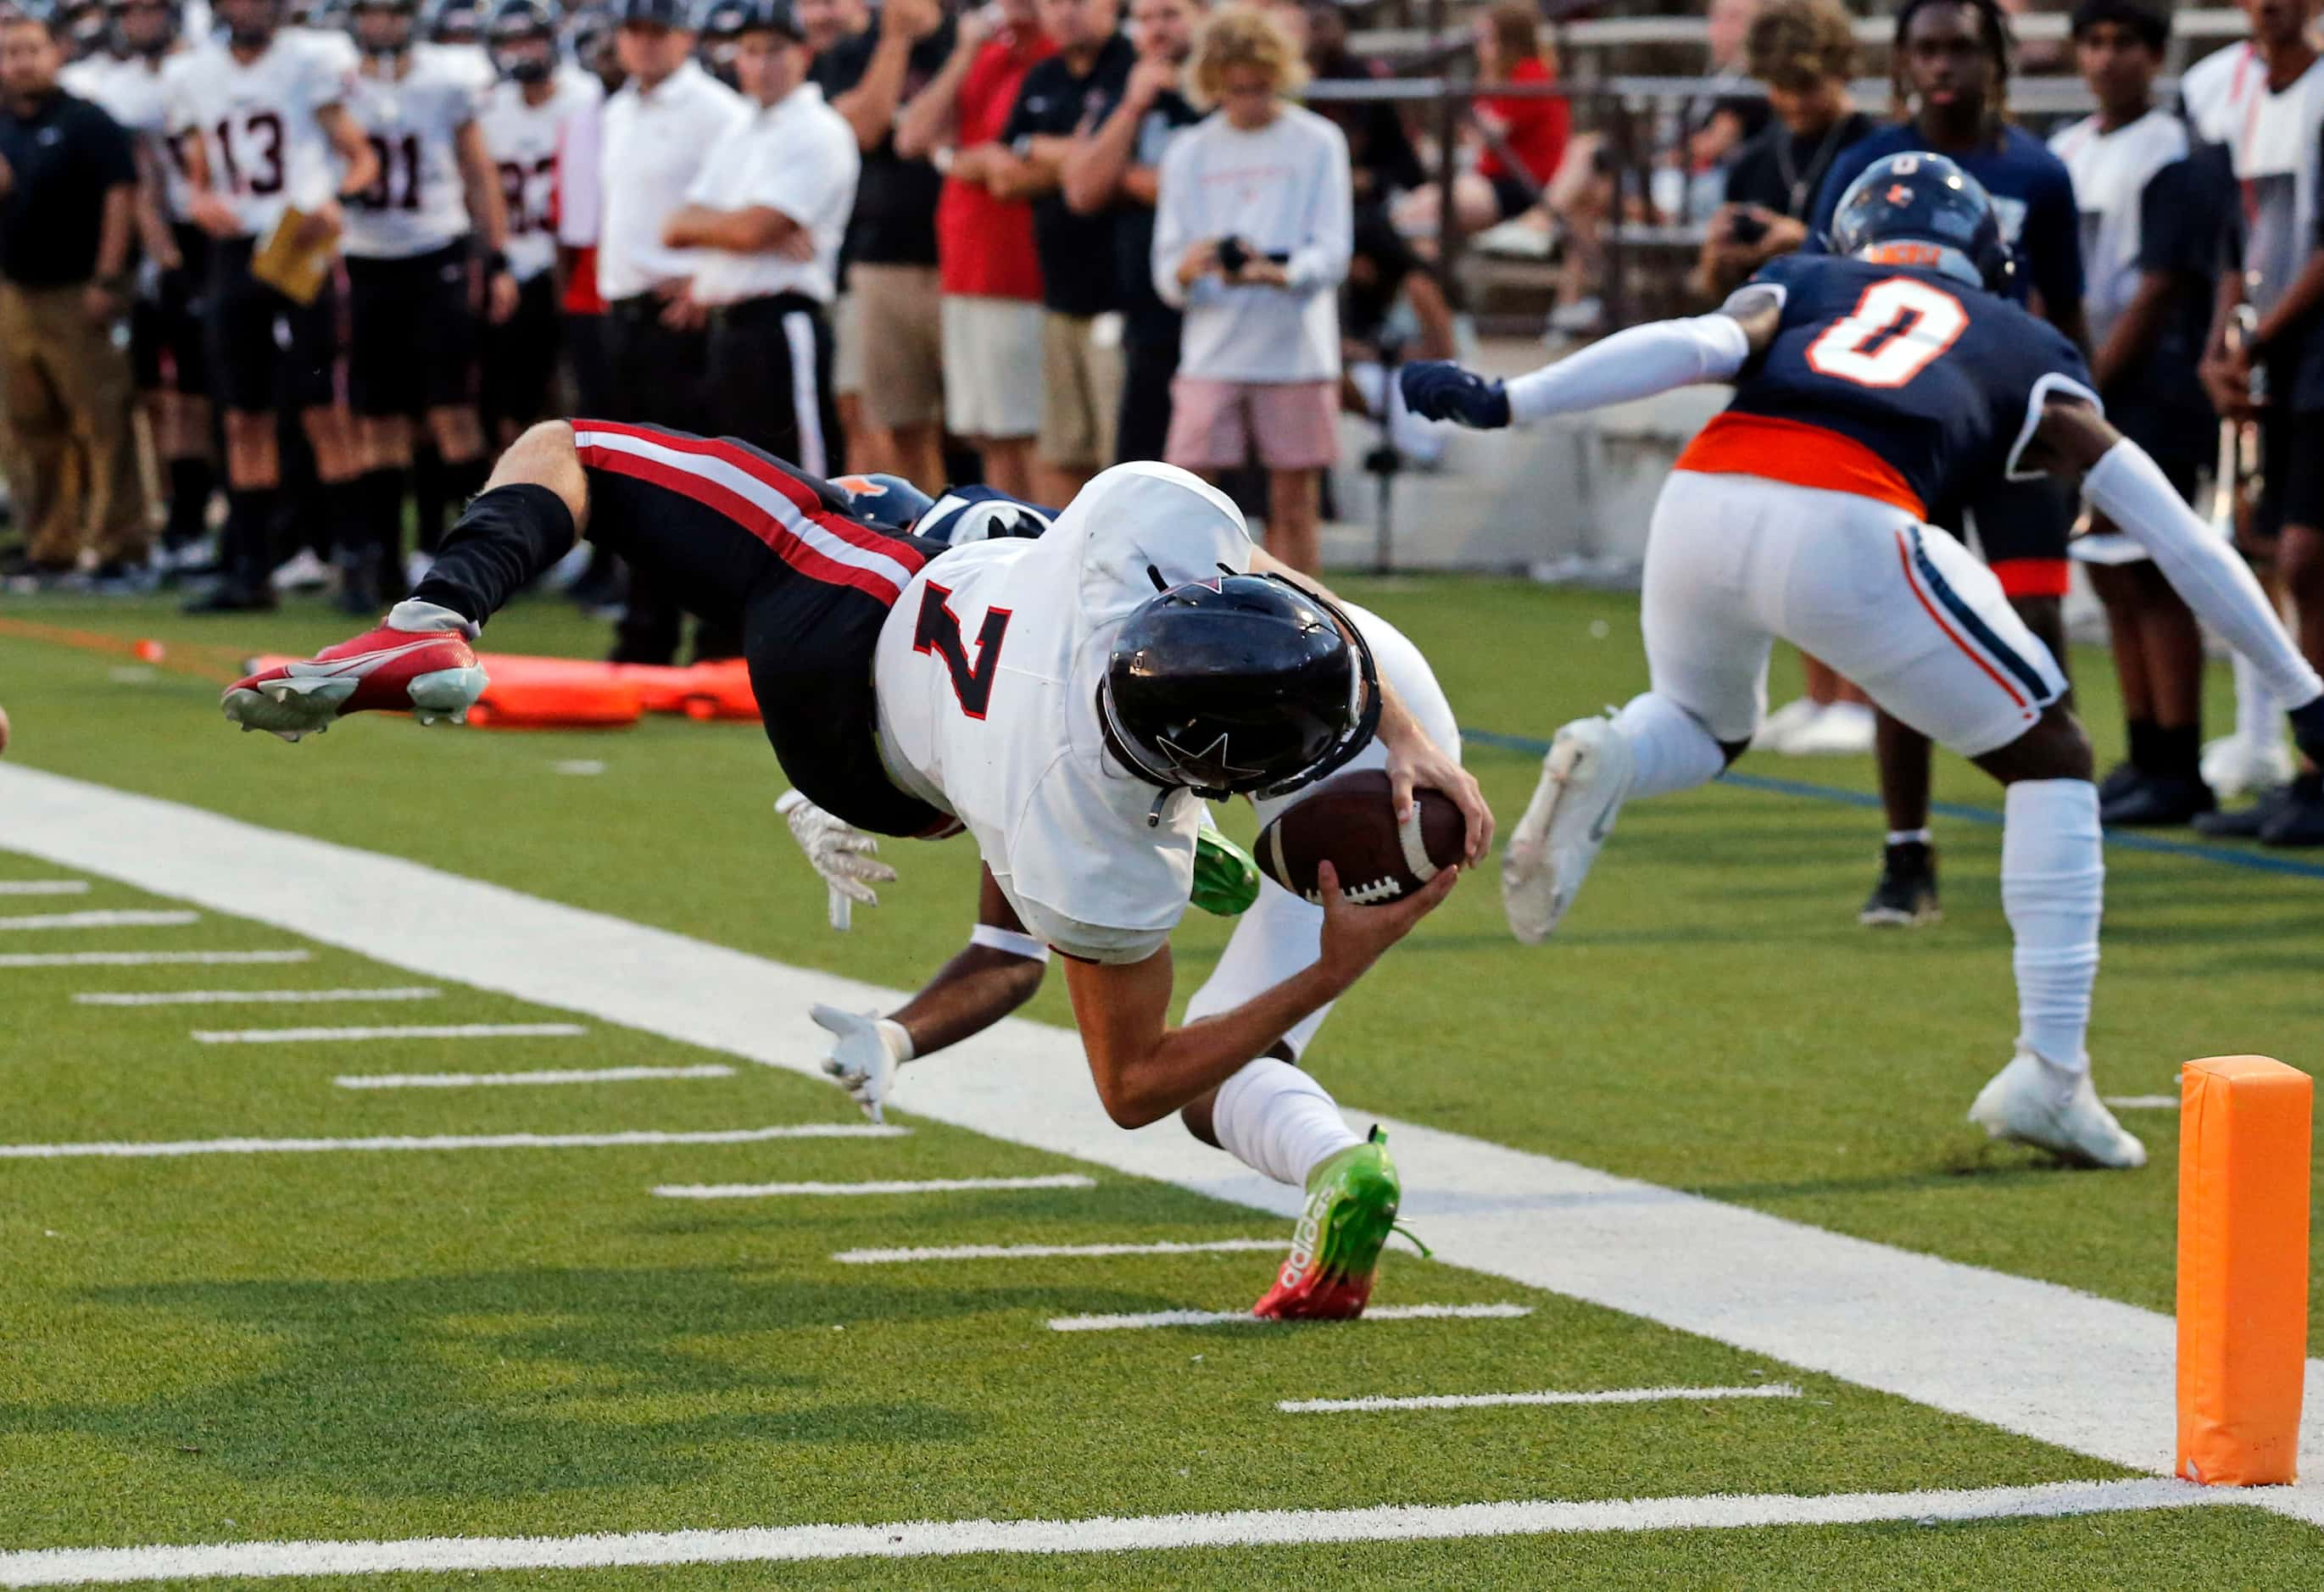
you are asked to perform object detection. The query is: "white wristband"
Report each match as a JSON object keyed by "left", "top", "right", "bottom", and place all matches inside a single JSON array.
[{"left": 971, "top": 923, "right": 1051, "bottom": 962}]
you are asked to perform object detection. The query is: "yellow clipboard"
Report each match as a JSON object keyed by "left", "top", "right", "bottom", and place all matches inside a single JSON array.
[{"left": 250, "top": 207, "right": 334, "bottom": 306}]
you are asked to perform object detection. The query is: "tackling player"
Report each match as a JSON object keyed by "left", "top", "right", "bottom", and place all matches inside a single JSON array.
[
  {"left": 216, "top": 431, "right": 1491, "bottom": 1205},
  {"left": 1402, "top": 154, "right": 2324, "bottom": 1169},
  {"left": 338, "top": 0, "right": 513, "bottom": 612},
  {"left": 165, "top": 0, "right": 378, "bottom": 612},
  {"left": 477, "top": 0, "right": 599, "bottom": 445}
]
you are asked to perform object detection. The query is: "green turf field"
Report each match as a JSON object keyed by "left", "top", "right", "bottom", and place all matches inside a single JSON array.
[{"left": 0, "top": 581, "right": 2316, "bottom": 1584}]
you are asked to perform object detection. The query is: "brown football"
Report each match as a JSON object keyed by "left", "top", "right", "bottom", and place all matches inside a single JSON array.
[{"left": 1255, "top": 769, "right": 1465, "bottom": 907}]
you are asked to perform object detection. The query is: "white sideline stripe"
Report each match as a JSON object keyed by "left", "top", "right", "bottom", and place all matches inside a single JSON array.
[
  {"left": 335, "top": 1063, "right": 736, "bottom": 1089},
  {"left": 190, "top": 1022, "right": 584, "bottom": 1044},
  {"left": 4, "top": 765, "right": 2319, "bottom": 1528},
  {"left": 0, "top": 1478, "right": 2248, "bottom": 1584},
  {"left": 0, "top": 880, "right": 88, "bottom": 895},
  {"left": 656, "top": 1173, "right": 1093, "bottom": 1200},
  {"left": 1279, "top": 1383, "right": 1803, "bottom": 1414},
  {"left": 0, "top": 1125, "right": 906, "bottom": 1160},
  {"left": 0, "top": 910, "right": 196, "bottom": 931},
  {"left": 834, "top": 1238, "right": 1285, "bottom": 1263},
  {"left": 2103, "top": 1095, "right": 2180, "bottom": 1111},
  {"left": 1050, "top": 1303, "right": 1531, "bottom": 1333},
  {"left": 76, "top": 988, "right": 441, "bottom": 1007},
  {"left": 0, "top": 949, "right": 311, "bottom": 968}
]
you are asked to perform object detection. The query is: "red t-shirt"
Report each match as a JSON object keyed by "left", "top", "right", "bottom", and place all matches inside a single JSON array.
[
  {"left": 1475, "top": 56, "right": 1569, "bottom": 187},
  {"left": 936, "top": 29, "right": 1055, "bottom": 301}
]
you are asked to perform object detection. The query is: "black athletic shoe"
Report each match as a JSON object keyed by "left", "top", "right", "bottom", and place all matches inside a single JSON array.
[
  {"left": 2097, "top": 760, "right": 2143, "bottom": 804},
  {"left": 2099, "top": 771, "right": 2217, "bottom": 827},
  {"left": 1860, "top": 840, "right": 1941, "bottom": 927},
  {"left": 2260, "top": 790, "right": 2324, "bottom": 847},
  {"left": 2192, "top": 787, "right": 2289, "bottom": 839},
  {"left": 181, "top": 581, "right": 278, "bottom": 615}
]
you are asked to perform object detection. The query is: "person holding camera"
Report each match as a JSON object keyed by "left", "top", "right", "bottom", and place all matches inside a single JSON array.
[{"left": 1151, "top": 3, "right": 1348, "bottom": 574}]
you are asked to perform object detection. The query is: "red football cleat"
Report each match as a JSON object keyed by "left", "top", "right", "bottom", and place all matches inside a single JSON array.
[{"left": 220, "top": 603, "right": 488, "bottom": 743}]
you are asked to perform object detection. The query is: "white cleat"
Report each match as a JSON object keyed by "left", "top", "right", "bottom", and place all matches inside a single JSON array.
[
  {"left": 1501, "top": 715, "right": 1635, "bottom": 944},
  {"left": 1751, "top": 697, "right": 1824, "bottom": 752},
  {"left": 2200, "top": 734, "right": 2295, "bottom": 802},
  {"left": 1778, "top": 700, "right": 1877, "bottom": 757},
  {"left": 1968, "top": 1049, "right": 2147, "bottom": 1170}
]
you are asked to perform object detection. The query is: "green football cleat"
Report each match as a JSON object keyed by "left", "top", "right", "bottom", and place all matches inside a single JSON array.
[
  {"left": 1252, "top": 1127, "right": 1402, "bottom": 1320},
  {"left": 1191, "top": 825, "right": 1261, "bottom": 917}
]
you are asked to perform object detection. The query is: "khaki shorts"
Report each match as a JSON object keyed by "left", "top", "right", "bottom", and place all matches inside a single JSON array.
[
  {"left": 1039, "top": 310, "right": 1125, "bottom": 470},
  {"left": 940, "top": 294, "right": 1043, "bottom": 441},
  {"left": 850, "top": 264, "right": 945, "bottom": 430},
  {"left": 1164, "top": 377, "right": 1340, "bottom": 470},
  {"left": 832, "top": 291, "right": 864, "bottom": 398}
]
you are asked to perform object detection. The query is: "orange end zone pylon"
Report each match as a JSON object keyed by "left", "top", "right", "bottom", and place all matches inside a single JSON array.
[{"left": 2176, "top": 1055, "right": 2313, "bottom": 1486}]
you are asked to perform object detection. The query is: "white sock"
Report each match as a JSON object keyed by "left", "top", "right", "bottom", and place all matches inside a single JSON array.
[
  {"left": 386, "top": 598, "right": 480, "bottom": 638},
  {"left": 2000, "top": 779, "right": 2104, "bottom": 1073},
  {"left": 1613, "top": 692, "right": 1727, "bottom": 799},
  {"left": 2232, "top": 648, "right": 2281, "bottom": 749},
  {"left": 1209, "top": 1057, "right": 1359, "bottom": 1188}
]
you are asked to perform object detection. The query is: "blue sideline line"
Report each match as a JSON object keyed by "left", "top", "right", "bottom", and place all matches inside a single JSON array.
[{"left": 1457, "top": 726, "right": 2324, "bottom": 882}]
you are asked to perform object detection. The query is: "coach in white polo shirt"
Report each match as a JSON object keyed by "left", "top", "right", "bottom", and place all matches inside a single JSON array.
[
  {"left": 598, "top": 0, "right": 748, "bottom": 664},
  {"left": 663, "top": 0, "right": 858, "bottom": 475}
]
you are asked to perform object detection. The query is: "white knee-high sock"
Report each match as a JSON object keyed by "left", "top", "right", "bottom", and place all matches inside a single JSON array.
[
  {"left": 1613, "top": 692, "right": 1729, "bottom": 799},
  {"left": 2001, "top": 779, "right": 2104, "bottom": 1072},
  {"left": 2232, "top": 649, "right": 2281, "bottom": 749},
  {"left": 1209, "top": 1057, "right": 1360, "bottom": 1188}
]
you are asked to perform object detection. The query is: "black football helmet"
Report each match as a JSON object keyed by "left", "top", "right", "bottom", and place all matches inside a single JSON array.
[
  {"left": 1101, "top": 572, "right": 1380, "bottom": 803},
  {"left": 487, "top": 0, "right": 556, "bottom": 77},
  {"left": 609, "top": 0, "right": 684, "bottom": 26},
  {"left": 421, "top": 0, "right": 479, "bottom": 37},
  {"left": 1826, "top": 151, "right": 2013, "bottom": 294},
  {"left": 351, "top": 0, "right": 420, "bottom": 56}
]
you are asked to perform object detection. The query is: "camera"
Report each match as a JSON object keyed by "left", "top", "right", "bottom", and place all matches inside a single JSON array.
[{"left": 1217, "top": 236, "right": 1251, "bottom": 276}]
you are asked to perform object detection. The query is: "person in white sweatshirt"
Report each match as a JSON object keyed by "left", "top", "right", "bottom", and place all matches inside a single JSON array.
[{"left": 1151, "top": 4, "right": 1351, "bottom": 572}]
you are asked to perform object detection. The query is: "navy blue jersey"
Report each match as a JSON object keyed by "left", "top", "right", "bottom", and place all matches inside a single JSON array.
[
  {"left": 1705, "top": 254, "right": 2096, "bottom": 516},
  {"left": 1806, "top": 123, "right": 2084, "bottom": 316}
]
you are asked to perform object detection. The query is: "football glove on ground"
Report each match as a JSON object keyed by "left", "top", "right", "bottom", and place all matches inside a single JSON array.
[{"left": 1399, "top": 361, "right": 1511, "bottom": 429}]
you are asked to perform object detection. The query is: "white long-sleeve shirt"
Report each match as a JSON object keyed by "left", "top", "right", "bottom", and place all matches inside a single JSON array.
[{"left": 1151, "top": 103, "right": 1351, "bottom": 383}]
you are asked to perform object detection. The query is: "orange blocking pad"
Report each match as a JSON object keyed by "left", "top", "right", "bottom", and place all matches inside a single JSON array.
[{"left": 2176, "top": 1055, "right": 2313, "bottom": 1486}]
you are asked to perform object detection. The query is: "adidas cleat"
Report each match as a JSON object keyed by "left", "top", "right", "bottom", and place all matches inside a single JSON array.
[
  {"left": 1501, "top": 715, "right": 1634, "bottom": 944},
  {"left": 1968, "top": 1049, "right": 2146, "bottom": 1170},
  {"left": 221, "top": 600, "right": 488, "bottom": 742},
  {"left": 1252, "top": 1127, "right": 1402, "bottom": 1321}
]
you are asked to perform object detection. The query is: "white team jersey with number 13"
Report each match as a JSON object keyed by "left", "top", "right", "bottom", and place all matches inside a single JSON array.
[
  {"left": 873, "top": 463, "right": 1255, "bottom": 965},
  {"left": 342, "top": 51, "right": 484, "bottom": 259},
  {"left": 164, "top": 32, "right": 352, "bottom": 239}
]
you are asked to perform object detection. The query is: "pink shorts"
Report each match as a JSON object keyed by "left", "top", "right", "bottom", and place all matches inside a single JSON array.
[{"left": 1163, "top": 378, "right": 1340, "bottom": 470}]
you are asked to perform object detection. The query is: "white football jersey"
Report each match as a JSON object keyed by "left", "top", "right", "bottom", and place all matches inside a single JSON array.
[
  {"left": 420, "top": 39, "right": 494, "bottom": 97},
  {"left": 60, "top": 54, "right": 122, "bottom": 104},
  {"left": 477, "top": 65, "right": 599, "bottom": 281},
  {"left": 89, "top": 53, "right": 198, "bottom": 220},
  {"left": 2048, "top": 110, "right": 2188, "bottom": 351},
  {"left": 873, "top": 463, "right": 1255, "bottom": 963},
  {"left": 342, "top": 50, "right": 484, "bottom": 258},
  {"left": 164, "top": 31, "right": 354, "bottom": 237}
]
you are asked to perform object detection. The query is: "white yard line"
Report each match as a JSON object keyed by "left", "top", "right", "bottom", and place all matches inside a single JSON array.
[
  {"left": 3, "top": 765, "right": 2320, "bottom": 1528},
  {"left": 0, "top": 881, "right": 88, "bottom": 895},
  {"left": 336, "top": 1064, "right": 735, "bottom": 1089},
  {"left": 0, "top": 1478, "right": 2249, "bottom": 1586},
  {"left": 2103, "top": 1095, "right": 2180, "bottom": 1111},
  {"left": 0, "top": 910, "right": 196, "bottom": 932},
  {"left": 1279, "top": 1384, "right": 1803, "bottom": 1414},
  {"left": 1050, "top": 1303, "right": 1532, "bottom": 1333},
  {"left": 834, "top": 1238, "right": 1285, "bottom": 1263},
  {"left": 77, "top": 988, "right": 441, "bottom": 1007},
  {"left": 0, "top": 1125, "right": 906, "bottom": 1161},
  {"left": 190, "top": 1023, "right": 584, "bottom": 1044},
  {"left": 656, "top": 1173, "right": 1094, "bottom": 1200},
  {"left": 0, "top": 949, "right": 311, "bottom": 968}
]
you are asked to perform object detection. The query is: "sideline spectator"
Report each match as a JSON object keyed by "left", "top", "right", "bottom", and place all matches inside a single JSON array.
[
  {"left": 0, "top": 3, "right": 146, "bottom": 584},
  {"left": 816, "top": 0, "right": 952, "bottom": 492},
  {"left": 1340, "top": 207, "right": 1457, "bottom": 465},
  {"left": 2052, "top": 0, "right": 2226, "bottom": 826},
  {"left": 999, "top": 0, "right": 1132, "bottom": 504},
  {"left": 664, "top": 0, "right": 858, "bottom": 474},
  {"left": 1392, "top": 0, "right": 1564, "bottom": 238},
  {"left": 1301, "top": 0, "right": 1418, "bottom": 205},
  {"left": 1154, "top": 3, "right": 1349, "bottom": 573},
  {"left": 1062, "top": 0, "right": 1205, "bottom": 465},
  {"left": 796, "top": 0, "right": 862, "bottom": 55},
  {"left": 1675, "top": 0, "right": 1767, "bottom": 218},
  {"left": 898, "top": 0, "right": 1052, "bottom": 499}
]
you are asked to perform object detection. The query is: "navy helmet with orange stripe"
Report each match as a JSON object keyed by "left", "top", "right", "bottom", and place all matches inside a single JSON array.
[{"left": 1826, "top": 151, "right": 2015, "bottom": 296}]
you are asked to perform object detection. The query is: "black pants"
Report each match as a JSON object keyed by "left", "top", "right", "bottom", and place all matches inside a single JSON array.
[
  {"left": 1116, "top": 319, "right": 1181, "bottom": 465},
  {"left": 602, "top": 297, "right": 727, "bottom": 663},
  {"left": 705, "top": 293, "right": 841, "bottom": 478}
]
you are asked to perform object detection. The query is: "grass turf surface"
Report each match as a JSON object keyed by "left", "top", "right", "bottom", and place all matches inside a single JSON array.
[{"left": 0, "top": 582, "right": 2315, "bottom": 1580}]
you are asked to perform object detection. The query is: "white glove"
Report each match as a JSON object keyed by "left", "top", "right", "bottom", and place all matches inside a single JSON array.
[
  {"left": 812, "top": 1003, "right": 913, "bottom": 1122},
  {"left": 775, "top": 789, "right": 898, "bottom": 931}
]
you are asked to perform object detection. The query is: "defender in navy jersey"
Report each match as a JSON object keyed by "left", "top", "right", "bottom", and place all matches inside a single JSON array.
[{"left": 1404, "top": 151, "right": 2324, "bottom": 1170}]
